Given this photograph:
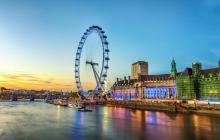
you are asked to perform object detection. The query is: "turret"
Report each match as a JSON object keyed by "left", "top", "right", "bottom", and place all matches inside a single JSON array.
[
  {"left": 192, "top": 62, "right": 201, "bottom": 77},
  {"left": 124, "top": 76, "right": 127, "bottom": 84},
  {"left": 218, "top": 61, "right": 220, "bottom": 72},
  {"left": 171, "top": 58, "right": 177, "bottom": 76}
]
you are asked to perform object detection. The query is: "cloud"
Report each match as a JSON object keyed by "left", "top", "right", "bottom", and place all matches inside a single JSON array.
[
  {"left": 0, "top": 72, "right": 51, "bottom": 84},
  {"left": 0, "top": 72, "right": 74, "bottom": 91}
]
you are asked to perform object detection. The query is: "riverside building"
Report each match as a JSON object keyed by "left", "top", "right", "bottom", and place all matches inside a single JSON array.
[{"left": 111, "top": 60, "right": 220, "bottom": 101}]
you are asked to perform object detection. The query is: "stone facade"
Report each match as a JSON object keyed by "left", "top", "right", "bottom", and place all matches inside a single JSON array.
[
  {"left": 112, "top": 60, "right": 220, "bottom": 101},
  {"left": 131, "top": 61, "right": 148, "bottom": 79}
]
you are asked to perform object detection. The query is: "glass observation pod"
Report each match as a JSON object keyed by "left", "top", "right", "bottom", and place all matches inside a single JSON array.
[
  {"left": 81, "top": 36, "right": 86, "bottom": 40},
  {"left": 89, "top": 25, "right": 101, "bottom": 30},
  {"left": 84, "top": 32, "right": 88, "bottom": 35},
  {"left": 101, "top": 31, "right": 105, "bottom": 34},
  {"left": 105, "top": 57, "right": 110, "bottom": 61},
  {"left": 105, "top": 49, "right": 110, "bottom": 52},
  {"left": 92, "top": 25, "right": 98, "bottom": 28},
  {"left": 92, "top": 26, "right": 102, "bottom": 30},
  {"left": 104, "top": 66, "right": 109, "bottom": 69},
  {"left": 103, "top": 35, "right": 107, "bottom": 39},
  {"left": 104, "top": 42, "right": 109, "bottom": 45},
  {"left": 103, "top": 74, "right": 107, "bottom": 77}
]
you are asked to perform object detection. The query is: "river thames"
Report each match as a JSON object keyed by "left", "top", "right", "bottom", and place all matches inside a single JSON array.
[{"left": 0, "top": 102, "right": 219, "bottom": 140}]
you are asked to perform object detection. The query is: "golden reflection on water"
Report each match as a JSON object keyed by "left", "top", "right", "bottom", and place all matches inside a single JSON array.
[
  {"left": 131, "top": 110, "right": 142, "bottom": 129},
  {"left": 56, "top": 105, "right": 61, "bottom": 127},
  {"left": 56, "top": 105, "right": 61, "bottom": 119},
  {"left": 102, "top": 107, "right": 109, "bottom": 133},
  {"left": 193, "top": 115, "right": 212, "bottom": 140}
]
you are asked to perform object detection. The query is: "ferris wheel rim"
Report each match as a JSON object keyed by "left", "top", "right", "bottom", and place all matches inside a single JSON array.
[{"left": 74, "top": 25, "right": 109, "bottom": 97}]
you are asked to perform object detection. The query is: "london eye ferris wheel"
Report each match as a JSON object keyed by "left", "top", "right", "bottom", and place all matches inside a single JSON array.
[{"left": 74, "top": 25, "right": 110, "bottom": 98}]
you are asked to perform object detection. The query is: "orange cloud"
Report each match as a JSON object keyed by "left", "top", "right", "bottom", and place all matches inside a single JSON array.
[{"left": 0, "top": 72, "right": 74, "bottom": 91}]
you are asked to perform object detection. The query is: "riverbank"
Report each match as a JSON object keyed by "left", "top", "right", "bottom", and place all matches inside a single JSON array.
[
  {"left": 105, "top": 99, "right": 220, "bottom": 116},
  {"left": 1, "top": 102, "right": 219, "bottom": 140}
]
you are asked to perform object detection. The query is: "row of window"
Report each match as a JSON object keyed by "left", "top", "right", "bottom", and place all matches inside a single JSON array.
[{"left": 112, "top": 87, "right": 178, "bottom": 100}]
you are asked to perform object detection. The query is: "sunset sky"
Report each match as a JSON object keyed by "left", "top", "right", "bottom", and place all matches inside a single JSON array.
[{"left": 0, "top": 0, "right": 220, "bottom": 91}]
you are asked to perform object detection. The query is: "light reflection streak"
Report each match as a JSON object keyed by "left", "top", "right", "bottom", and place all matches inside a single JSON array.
[
  {"left": 81, "top": 113, "right": 85, "bottom": 126},
  {"left": 56, "top": 105, "right": 61, "bottom": 127},
  {"left": 193, "top": 115, "right": 212, "bottom": 139},
  {"left": 102, "top": 107, "right": 109, "bottom": 133}
]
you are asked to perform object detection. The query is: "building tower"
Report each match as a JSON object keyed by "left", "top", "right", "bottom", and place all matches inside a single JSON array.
[
  {"left": 131, "top": 61, "right": 148, "bottom": 79},
  {"left": 192, "top": 62, "right": 202, "bottom": 77},
  {"left": 192, "top": 62, "right": 202, "bottom": 99},
  {"left": 218, "top": 60, "right": 220, "bottom": 72},
  {"left": 171, "top": 58, "right": 177, "bottom": 76}
]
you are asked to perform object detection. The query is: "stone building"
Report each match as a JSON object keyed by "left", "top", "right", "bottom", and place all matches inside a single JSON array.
[
  {"left": 131, "top": 61, "right": 148, "bottom": 79},
  {"left": 112, "top": 59, "right": 177, "bottom": 100},
  {"left": 177, "top": 61, "right": 220, "bottom": 101},
  {"left": 112, "top": 60, "right": 220, "bottom": 101}
]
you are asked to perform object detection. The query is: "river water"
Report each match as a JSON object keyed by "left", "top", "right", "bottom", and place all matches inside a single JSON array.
[{"left": 0, "top": 102, "right": 219, "bottom": 140}]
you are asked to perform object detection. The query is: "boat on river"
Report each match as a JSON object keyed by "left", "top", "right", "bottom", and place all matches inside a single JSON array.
[
  {"left": 68, "top": 103, "right": 81, "bottom": 109},
  {"left": 53, "top": 99, "right": 68, "bottom": 107},
  {"left": 78, "top": 106, "right": 92, "bottom": 112}
]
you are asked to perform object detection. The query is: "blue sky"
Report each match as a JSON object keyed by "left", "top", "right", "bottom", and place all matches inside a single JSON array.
[{"left": 0, "top": 0, "right": 220, "bottom": 91}]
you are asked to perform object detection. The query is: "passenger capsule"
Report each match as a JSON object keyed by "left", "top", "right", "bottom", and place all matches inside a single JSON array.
[
  {"left": 82, "top": 36, "right": 85, "bottom": 39},
  {"left": 105, "top": 49, "right": 110, "bottom": 52}
]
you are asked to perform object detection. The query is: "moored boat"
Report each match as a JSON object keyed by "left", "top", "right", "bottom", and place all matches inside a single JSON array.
[
  {"left": 68, "top": 103, "right": 81, "bottom": 109},
  {"left": 78, "top": 106, "right": 92, "bottom": 112}
]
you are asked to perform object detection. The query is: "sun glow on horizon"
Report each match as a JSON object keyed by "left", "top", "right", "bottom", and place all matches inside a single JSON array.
[{"left": 0, "top": 70, "right": 75, "bottom": 91}]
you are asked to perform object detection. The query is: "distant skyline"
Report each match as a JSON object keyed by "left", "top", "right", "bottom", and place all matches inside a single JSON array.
[{"left": 0, "top": 0, "right": 220, "bottom": 91}]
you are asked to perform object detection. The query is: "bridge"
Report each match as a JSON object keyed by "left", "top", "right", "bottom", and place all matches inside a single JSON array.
[{"left": 0, "top": 93, "right": 69, "bottom": 102}]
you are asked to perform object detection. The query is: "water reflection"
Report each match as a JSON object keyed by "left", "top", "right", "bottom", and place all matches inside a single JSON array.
[{"left": 0, "top": 102, "right": 220, "bottom": 140}]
